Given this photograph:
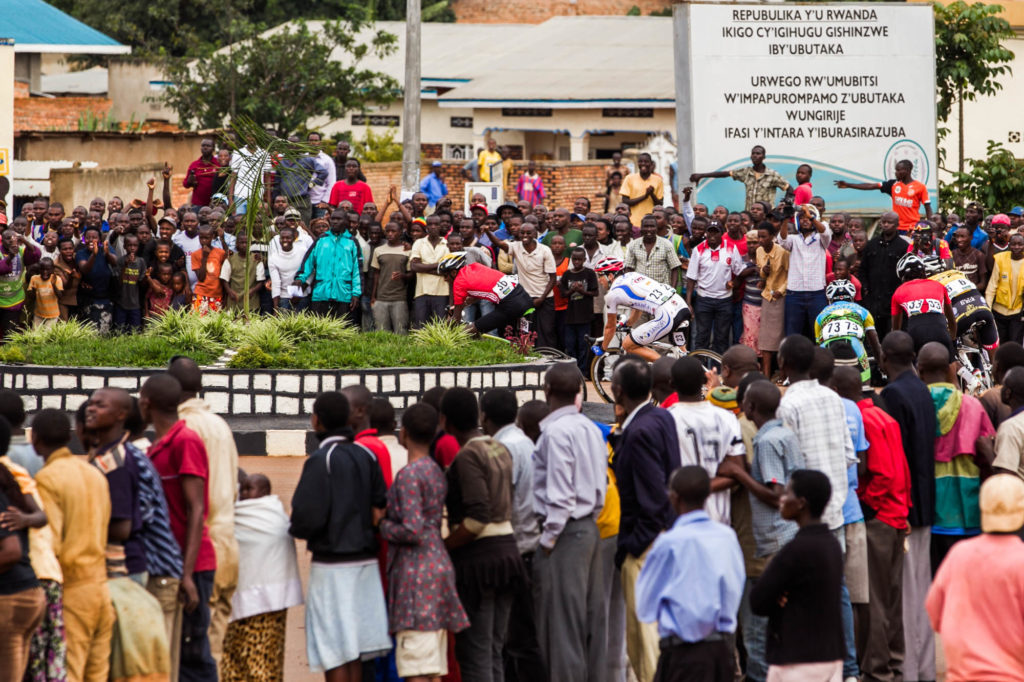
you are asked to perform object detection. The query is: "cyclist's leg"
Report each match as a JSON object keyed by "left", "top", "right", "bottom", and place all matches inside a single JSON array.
[
  {"left": 624, "top": 305, "right": 674, "bottom": 364},
  {"left": 471, "top": 287, "right": 533, "bottom": 338}
]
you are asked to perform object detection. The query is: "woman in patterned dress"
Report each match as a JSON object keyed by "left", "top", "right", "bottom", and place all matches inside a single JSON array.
[{"left": 379, "top": 403, "right": 470, "bottom": 682}]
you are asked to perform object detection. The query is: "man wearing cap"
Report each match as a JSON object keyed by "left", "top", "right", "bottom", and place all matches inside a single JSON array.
[
  {"left": 926, "top": 474, "right": 1024, "bottom": 680},
  {"left": 419, "top": 161, "right": 448, "bottom": 211},
  {"left": 184, "top": 138, "right": 222, "bottom": 208},
  {"left": 1010, "top": 206, "right": 1024, "bottom": 233}
]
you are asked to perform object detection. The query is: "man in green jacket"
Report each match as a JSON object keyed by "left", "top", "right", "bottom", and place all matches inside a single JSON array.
[{"left": 295, "top": 209, "right": 362, "bottom": 322}]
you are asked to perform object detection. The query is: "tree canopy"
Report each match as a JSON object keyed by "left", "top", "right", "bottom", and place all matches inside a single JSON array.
[{"left": 159, "top": 20, "right": 399, "bottom": 135}]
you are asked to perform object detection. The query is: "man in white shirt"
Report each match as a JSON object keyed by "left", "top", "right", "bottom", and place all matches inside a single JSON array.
[
  {"left": 685, "top": 222, "right": 749, "bottom": 354},
  {"left": 778, "top": 205, "right": 831, "bottom": 337},
  {"left": 486, "top": 222, "right": 558, "bottom": 348},
  {"left": 307, "top": 132, "right": 337, "bottom": 220},
  {"left": 229, "top": 143, "right": 272, "bottom": 214},
  {"left": 665, "top": 356, "right": 746, "bottom": 524}
]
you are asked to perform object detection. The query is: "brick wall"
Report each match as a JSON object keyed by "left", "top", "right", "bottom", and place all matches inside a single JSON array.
[
  {"left": 14, "top": 81, "right": 29, "bottom": 99},
  {"left": 361, "top": 159, "right": 610, "bottom": 211},
  {"left": 421, "top": 143, "right": 443, "bottom": 159},
  {"left": 15, "top": 97, "right": 113, "bottom": 133},
  {"left": 452, "top": 0, "right": 672, "bottom": 23}
]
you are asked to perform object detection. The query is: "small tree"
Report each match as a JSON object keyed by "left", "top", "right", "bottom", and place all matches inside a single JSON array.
[
  {"left": 161, "top": 19, "right": 399, "bottom": 134},
  {"left": 353, "top": 125, "right": 404, "bottom": 163},
  {"left": 934, "top": 1, "right": 1014, "bottom": 176},
  {"left": 940, "top": 141, "right": 1024, "bottom": 212}
]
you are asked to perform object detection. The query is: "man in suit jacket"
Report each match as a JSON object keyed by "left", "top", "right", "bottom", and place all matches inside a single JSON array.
[{"left": 610, "top": 357, "right": 681, "bottom": 682}]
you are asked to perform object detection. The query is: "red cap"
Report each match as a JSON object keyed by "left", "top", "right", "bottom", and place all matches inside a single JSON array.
[{"left": 992, "top": 213, "right": 1011, "bottom": 226}]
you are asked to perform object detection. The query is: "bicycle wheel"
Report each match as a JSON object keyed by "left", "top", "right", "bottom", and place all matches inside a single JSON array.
[
  {"left": 688, "top": 349, "right": 723, "bottom": 371},
  {"left": 533, "top": 346, "right": 572, "bottom": 360},
  {"left": 590, "top": 350, "right": 622, "bottom": 403}
]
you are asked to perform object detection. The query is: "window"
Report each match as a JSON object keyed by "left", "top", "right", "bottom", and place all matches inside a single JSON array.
[
  {"left": 501, "top": 108, "right": 552, "bottom": 117},
  {"left": 602, "top": 108, "right": 654, "bottom": 118},
  {"left": 450, "top": 116, "right": 474, "bottom": 128},
  {"left": 351, "top": 114, "right": 400, "bottom": 126},
  {"left": 445, "top": 144, "right": 473, "bottom": 160}
]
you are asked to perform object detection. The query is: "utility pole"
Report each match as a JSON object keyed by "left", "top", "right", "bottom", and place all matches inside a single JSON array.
[{"left": 401, "top": 0, "right": 421, "bottom": 194}]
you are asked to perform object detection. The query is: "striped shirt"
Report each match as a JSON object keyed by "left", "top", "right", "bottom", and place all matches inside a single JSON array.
[{"left": 129, "top": 443, "right": 183, "bottom": 578}]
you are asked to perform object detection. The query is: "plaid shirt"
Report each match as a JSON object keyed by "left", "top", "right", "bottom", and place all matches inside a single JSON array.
[
  {"left": 625, "top": 238, "right": 682, "bottom": 287},
  {"left": 776, "top": 380, "right": 854, "bottom": 531},
  {"left": 750, "top": 419, "right": 805, "bottom": 557},
  {"left": 730, "top": 166, "right": 789, "bottom": 210}
]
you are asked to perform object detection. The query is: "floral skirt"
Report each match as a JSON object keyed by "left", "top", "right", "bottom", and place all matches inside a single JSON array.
[
  {"left": 24, "top": 579, "right": 67, "bottom": 682},
  {"left": 740, "top": 302, "right": 762, "bottom": 351}
]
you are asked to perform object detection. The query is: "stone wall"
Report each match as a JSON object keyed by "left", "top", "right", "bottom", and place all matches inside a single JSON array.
[{"left": 2, "top": 363, "right": 554, "bottom": 415}]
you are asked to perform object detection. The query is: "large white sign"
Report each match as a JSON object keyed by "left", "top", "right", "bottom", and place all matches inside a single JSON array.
[{"left": 674, "top": 2, "right": 937, "bottom": 214}]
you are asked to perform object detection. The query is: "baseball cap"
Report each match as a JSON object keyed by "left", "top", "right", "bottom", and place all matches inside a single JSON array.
[
  {"left": 211, "top": 193, "right": 229, "bottom": 206},
  {"left": 992, "top": 213, "right": 1011, "bottom": 226},
  {"left": 1010, "top": 206, "right": 1024, "bottom": 217},
  {"left": 706, "top": 221, "right": 723, "bottom": 232},
  {"left": 157, "top": 216, "right": 176, "bottom": 228},
  {"left": 470, "top": 203, "right": 488, "bottom": 214},
  {"left": 570, "top": 213, "right": 586, "bottom": 222},
  {"left": 431, "top": 161, "right": 442, "bottom": 167},
  {"left": 283, "top": 207, "right": 302, "bottom": 220},
  {"left": 980, "top": 474, "right": 1024, "bottom": 533}
]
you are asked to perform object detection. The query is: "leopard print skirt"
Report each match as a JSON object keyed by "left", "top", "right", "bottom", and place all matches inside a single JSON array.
[{"left": 219, "top": 610, "right": 287, "bottom": 682}]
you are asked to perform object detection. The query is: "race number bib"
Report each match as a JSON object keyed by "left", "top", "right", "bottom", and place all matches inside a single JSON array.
[
  {"left": 821, "top": 318, "right": 862, "bottom": 341},
  {"left": 672, "top": 331, "right": 688, "bottom": 347},
  {"left": 646, "top": 283, "right": 674, "bottom": 306},
  {"left": 903, "top": 298, "right": 942, "bottom": 316},
  {"left": 944, "top": 276, "right": 974, "bottom": 299},
  {"left": 493, "top": 275, "right": 518, "bottom": 300}
]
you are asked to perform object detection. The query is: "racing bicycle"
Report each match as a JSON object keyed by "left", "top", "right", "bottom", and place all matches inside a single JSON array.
[
  {"left": 954, "top": 319, "right": 994, "bottom": 396},
  {"left": 586, "top": 322, "right": 722, "bottom": 403}
]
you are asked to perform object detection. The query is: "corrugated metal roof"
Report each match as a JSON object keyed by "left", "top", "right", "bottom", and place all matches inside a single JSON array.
[
  {"left": 240, "top": 16, "right": 671, "bottom": 104},
  {"left": 0, "top": 0, "right": 130, "bottom": 53},
  {"left": 438, "top": 16, "right": 674, "bottom": 105},
  {"left": 40, "top": 65, "right": 108, "bottom": 94}
]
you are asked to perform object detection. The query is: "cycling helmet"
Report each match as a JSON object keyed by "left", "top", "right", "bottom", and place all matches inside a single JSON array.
[
  {"left": 825, "top": 279, "right": 857, "bottom": 302},
  {"left": 896, "top": 253, "right": 927, "bottom": 281},
  {"left": 594, "top": 256, "right": 625, "bottom": 274},
  {"left": 436, "top": 252, "right": 468, "bottom": 275},
  {"left": 921, "top": 255, "right": 945, "bottom": 276}
]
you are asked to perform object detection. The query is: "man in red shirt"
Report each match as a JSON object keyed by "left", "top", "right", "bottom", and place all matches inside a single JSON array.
[
  {"left": 832, "top": 366, "right": 910, "bottom": 682},
  {"left": 329, "top": 159, "right": 374, "bottom": 214},
  {"left": 139, "top": 373, "right": 219, "bottom": 681},
  {"left": 835, "top": 159, "right": 933, "bottom": 233},
  {"left": 183, "top": 138, "right": 221, "bottom": 208}
]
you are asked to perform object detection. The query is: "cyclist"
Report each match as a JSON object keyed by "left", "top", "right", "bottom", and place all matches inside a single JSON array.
[
  {"left": 814, "top": 279, "right": 882, "bottom": 383},
  {"left": 592, "top": 256, "right": 691, "bottom": 363},
  {"left": 437, "top": 253, "right": 534, "bottom": 336},
  {"left": 928, "top": 265, "right": 999, "bottom": 352},
  {"left": 892, "top": 253, "right": 957, "bottom": 355}
]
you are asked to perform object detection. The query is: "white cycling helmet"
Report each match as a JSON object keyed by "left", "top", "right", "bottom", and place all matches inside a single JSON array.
[
  {"left": 826, "top": 279, "right": 857, "bottom": 302},
  {"left": 896, "top": 253, "right": 927, "bottom": 281}
]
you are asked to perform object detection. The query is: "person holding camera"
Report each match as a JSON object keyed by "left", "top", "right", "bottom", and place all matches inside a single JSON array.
[{"left": 776, "top": 204, "right": 829, "bottom": 337}]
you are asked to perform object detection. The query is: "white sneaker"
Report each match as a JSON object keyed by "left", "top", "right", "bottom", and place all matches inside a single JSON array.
[{"left": 844, "top": 677, "right": 859, "bottom": 682}]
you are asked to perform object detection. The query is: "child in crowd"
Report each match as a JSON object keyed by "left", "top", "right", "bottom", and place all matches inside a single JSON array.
[
  {"left": 115, "top": 234, "right": 146, "bottom": 332},
  {"left": 170, "top": 271, "right": 191, "bottom": 310},
  {"left": 27, "top": 257, "right": 63, "bottom": 329},
  {"left": 849, "top": 230, "right": 868, "bottom": 277},
  {"left": 190, "top": 225, "right": 227, "bottom": 314},
  {"left": 558, "top": 247, "right": 598, "bottom": 373},
  {"left": 827, "top": 258, "right": 863, "bottom": 301},
  {"left": 145, "top": 262, "right": 175, "bottom": 318}
]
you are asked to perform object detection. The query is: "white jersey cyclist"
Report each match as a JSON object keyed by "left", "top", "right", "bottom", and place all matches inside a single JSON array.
[{"left": 596, "top": 258, "right": 691, "bottom": 361}]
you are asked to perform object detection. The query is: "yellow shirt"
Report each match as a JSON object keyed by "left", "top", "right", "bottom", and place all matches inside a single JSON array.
[
  {"left": 756, "top": 244, "right": 790, "bottom": 300},
  {"left": 35, "top": 447, "right": 110, "bottom": 586},
  {"left": 478, "top": 149, "right": 504, "bottom": 183},
  {"left": 0, "top": 456, "right": 62, "bottom": 582},
  {"left": 985, "top": 251, "right": 1024, "bottom": 315},
  {"left": 410, "top": 237, "right": 450, "bottom": 298},
  {"left": 597, "top": 426, "right": 621, "bottom": 539},
  {"left": 620, "top": 172, "right": 665, "bottom": 227}
]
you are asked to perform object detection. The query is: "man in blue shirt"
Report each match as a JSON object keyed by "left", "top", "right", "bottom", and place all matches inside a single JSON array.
[
  {"left": 419, "top": 161, "right": 448, "bottom": 211},
  {"left": 636, "top": 465, "right": 745, "bottom": 682}
]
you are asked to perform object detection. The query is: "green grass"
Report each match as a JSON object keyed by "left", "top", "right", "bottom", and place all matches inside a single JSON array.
[
  {"left": 1, "top": 335, "right": 221, "bottom": 367},
  {"left": 0, "top": 317, "right": 528, "bottom": 369}
]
